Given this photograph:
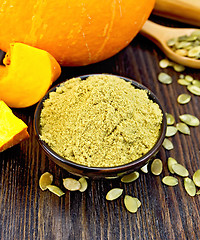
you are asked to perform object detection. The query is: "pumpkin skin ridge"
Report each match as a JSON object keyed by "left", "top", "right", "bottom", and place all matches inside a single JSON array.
[{"left": 0, "top": 0, "right": 155, "bottom": 66}]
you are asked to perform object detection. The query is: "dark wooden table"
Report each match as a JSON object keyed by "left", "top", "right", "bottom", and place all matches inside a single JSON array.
[{"left": 0, "top": 15, "right": 200, "bottom": 240}]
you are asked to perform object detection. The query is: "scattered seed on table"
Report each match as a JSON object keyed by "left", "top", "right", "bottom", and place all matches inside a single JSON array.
[
  {"left": 187, "top": 84, "right": 200, "bottom": 96},
  {"left": 162, "top": 138, "right": 174, "bottom": 150},
  {"left": 172, "top": 164, "right": 189, "bottom": 177},
  {"left": 176, "top": 122, "right": 190, "bottom": 135},
  {"left": 124, "top": 195, "right": 141, "bottom": 213},
  {"left": 63, "top": 178, "right": 81, "bottom": 191},
  {"left": 179, "top": 114, "right": 200, "bottom": 126},
  {"left": 78, "top": 177, "right": 88, "bottom": 192},
  {"left": 173, "top": 64, "right": 185, "bottom": 72},
  {"left": 140, "top": 163, "right": 148, "bottom": 173},
  {"left": 166, "top": 113, "right": 175, "bottom": 125},
  {"left": 166, "top": 126, "right": 177, "bottom": 137},
  {"left": 167, "top": 157, "right": 177, "bottom": 174},
  {"left": 192, "top": 80, "right": 200, "bottom": 87},
  {"left": 184, "top": 177, "right": 196, "bottom": 196},
  {"left": 177, "top": 79, "right": 191, "bottom": 86},
  {"left": 193, "top": 169, "right": 200, "bottom": 187},
  {"left": 106, "top": 188, "right": 123, "bottom": 201},
  {"left": 121, "top": 171, "right": 139, "bottom": 183},
  {"left": 185, "top": 75, "right": 193, "bottom": 82},
  {"left": 158, "top": 72, "right": 173, "bottom": 84},
  {"left": 177, "top": 94, "right": 191, "bottom": 104},
  {"left": 151, "top": 159, "right": 163, "bottom": 175},
  {"left": 159, "top": 59, "right": 170, "bottom": 68},
  {"left": 46, "top": 185, "right": 65, "bottom": 197},
  {"left": 39, "top": 172, "right": 53, "bottom": 191},
  {"left": 162, "top": 176, "right": 178, "bottom": 186}
]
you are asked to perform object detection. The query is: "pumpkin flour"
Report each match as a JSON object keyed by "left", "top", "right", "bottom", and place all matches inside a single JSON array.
[{"left": 40, "top": 75, "right": 163, "bottom": 167}]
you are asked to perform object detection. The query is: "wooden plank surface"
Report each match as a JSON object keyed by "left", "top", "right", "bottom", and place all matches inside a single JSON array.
[{"left": 0, "top": 16, "right": 200, "bottom": 240}]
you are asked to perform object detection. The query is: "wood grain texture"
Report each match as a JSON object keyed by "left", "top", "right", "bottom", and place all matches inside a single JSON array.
[{"left": 0, "top": 16, "right": 200, "bottom": 240}]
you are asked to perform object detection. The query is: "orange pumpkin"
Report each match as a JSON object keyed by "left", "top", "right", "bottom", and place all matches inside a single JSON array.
[{"left": 0, "top": 0, "right": 155, "bottom": 66}]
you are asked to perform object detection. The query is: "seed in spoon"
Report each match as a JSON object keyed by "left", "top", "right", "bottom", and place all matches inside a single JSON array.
[
  {"left": 158, "top": 72, "right": 172, "bottom": 84},
  {"left": 179, "top": 114, "right": 200, "bottom": 126},
  {"left": 46, "top": 185, "right": 65, "bottom": 197},
  {"left": 176, "top": 122, "right": 190, "bottom": 135},
  {"left": 166, "top": 126, "right": 177, "bottom": 137},
  {"left": 167, "top": 157, "right": 177, "bottom": 174},
  {"left": 162, "top": 138, "right": 174, "bottom": 150},
  {"left": 162, "top": 176, "right": 178, "bottom": 186},
  {"left": 172, "top": 163, "right": 189, "bottom": 177},
  {"left": 63, "top": 178, "right": 81, "bottom": 191},
  {"left": 121, "top": 171, "right": 139, "bottom": 183},
  {"left": 193, "top": 169, "right": 200, "bottom": 187},
  {"left": 106, "top": 188, "right": 123, "bottom": 201},
  {"left": 124, "top": 195, "right": 141, "bottom": 213},
  {"left": 184, "top": 177, "right": 196, "bottom": 197},
  {"left": 151, "top": 159, "right": 163, "bottom": 176},
  {"left": 39, "top": 172, "right": 53, "bottom": 191},
  {"left": 177, "top": 94, "right": 191, "bottom": 104},
  {"left": 166, "top": 113, "right": 175, "bottom": 125}
]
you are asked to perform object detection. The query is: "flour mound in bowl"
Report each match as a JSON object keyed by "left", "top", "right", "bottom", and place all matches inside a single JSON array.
[{"left": 40, "top": 75, "right": 163, "bottom": 167}]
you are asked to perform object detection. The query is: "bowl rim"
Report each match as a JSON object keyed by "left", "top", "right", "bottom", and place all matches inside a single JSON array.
[{"left": 34, "top": 73, "right": 166, "bottom": 173}]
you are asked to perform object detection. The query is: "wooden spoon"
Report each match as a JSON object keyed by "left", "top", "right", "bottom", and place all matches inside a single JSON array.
[{"left": 140, "top": 20, "right": 200, "bottom": 69}]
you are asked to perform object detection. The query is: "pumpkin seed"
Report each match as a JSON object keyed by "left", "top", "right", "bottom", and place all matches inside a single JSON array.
[
  {"left": 158, "top": 72, "right": 172, "bottom": 84},
  {"left": 167, "top": 157, "right": 177, "bottom": 174},
  {"left": 166, "top": 113, "right": 175, "bottom": 125},
  {"left": 172, "top": 163, "right": 189, "bottom": 177},
  {"left": 179, "top": 74, "right": 185, "bottom": 79},
  {"left": 167, "top": 38, "right": 176, "bottom": 47},
  {"left": 159, "top": 59, "right": 170, "bottom": 68},
  {"left": 162, "top": 176, "right": 178, "bottom": 186},
  {"left": 176, "top": 122, "right": 190, "bottom": 135},
  {"left": 184, "top": 177, "right": 196, "bottom": 196},
  {"left": 151, "top": 159, "right": 163, "bottom": 175},
  {"left": 175, "top": 49, "right": 187, "bottom": 56},
  {"left": 177, "top": 94, "right": 191, "bottom": 104},
  {"left": 78, "top": 177, "right": 88, "bottom": 192},
  {"left": 187, "top": 84, "right": 200, "bottom": 96},
  {"left": 191, "top": 30, "right": 200, "bottom": 37},
  {"left": 173, "top": 64, "right": 185, "bottom": 72},
  {"left": 63, "top": 178, "right": 81, "bottom": 191},
  {"left": 140, "top": 163, "right": 148, "bottom": 173},
  {"left": 166, "top": 126, "right": 177, "bottom": 137},
  {"left": 179, "top": 114, "right": 200, "bottom": 126},
  {"left": 106, "top": 188, "right": 123, "bottom": 201},
  {"left": 193, "top": 169, "right": 200, "bottom": 187},
  {"left": 124, "top": 195, "right": 141, "bottom": 213},
  {"left": 196, "top": 190, "right": 200, "bottom": 195},
  {"left": 39, "top": 172, "right": 53, "bottom": 191},
  {"left": 162, "top": 138, "right": 174, "bottom": 150},
  {"left": 46, "top": 185, "right": 65, "bottom": 197},
  {"left": 192, "top": 80, "right": 200, "bottom": 87},
  {"left": 188, "top": 46, "right": 200, "bottom": 57},
  {"left": 121, "top": 171, "right": 139, "bottom": 183},
  {"left": 177, "top": 79, "right": 191, "bottom": 86},
  {"left": 184, "top": 75, "right": 193, "bottom": 82}
]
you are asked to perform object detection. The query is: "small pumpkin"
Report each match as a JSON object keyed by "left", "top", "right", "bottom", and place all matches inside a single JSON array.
[
  {"left": 0, "top": 101, "right": 29, "bottom": 152},
  {"left": 0, "top": 0, "right": 155, "bottom": 66}
]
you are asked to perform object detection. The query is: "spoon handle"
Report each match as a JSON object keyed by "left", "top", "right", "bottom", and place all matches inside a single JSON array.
[{"left": 153, "top": 0, "right": 200, "bottom": 26}]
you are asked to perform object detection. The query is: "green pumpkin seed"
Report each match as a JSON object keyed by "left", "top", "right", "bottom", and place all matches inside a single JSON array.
[
  {"left": 39, "top": 172, "right": 53, "bottom": 191},
  {"left": 167, "top": 38, "right": 176, "bottom": 47},
  {"left": 167, "top": 157, "right": 177, "bottom": 174},
  {"left": 179, "top": 114, "right": 200, "bottom": 126},
  {"left": 188, "top": 46, "right": 200, "bottom": 57},
  {"left": 184, "top": 177, "right": 196, "bottom": 196},
  {"left": 172, "top": 163, "right": 189, "bottom": 177},
  {"left": 177, "top": 79, "right": 191, "bottom": 86},
  {"left": 177, "top": 94, "right": 191, "bottom": 104},
  {"left": 192, "top": 80, "right": 200, "bottom": 87},
  {"left": 159, "top": 59, "right": 170, "bottom": 68},
  {"left": 191, "top": 30, "right": 200, "bottom": 37},
  {"left": 176, "top": 122, "right": 190, "bottom": 135},
  {"left": 185, "top": 75, "right": 193, "bottom": 82},
  {"left": 63, "top": 178, "right": 81, "bottom": 191},
  {"left": 124, "top": 195, "right": 141, "bottom": 213},
  {"left": 46, "top": 185, "right": 65, "bottom": 197},
  {"left": 187, "top": 84, "right": 200, "bottom": 96},
  {"left": 158, "top": 72, "right": 173, "bottom": 84},
  {"left": 173, "top": 64, "right": 185, "bottom": 72},
  {"left": 106, "top": 188, "right": 123, "bottom": 201},
  {"left": 78, "top": 177, "right": 88, "bottom": 192},
  {"left": 196, "top": 190, "right": 200, "bottom": 195},
  {"left": 162, "top": 176, "right": 178, "bottom": 186},
  {"left": 179, "top": 74, "right": 185, "bottom": 79},
  {"left": 121, "top": 171, "right": 139, "bottom": 183},
  {"left": 140, "top": 163, "right": 148, "bottom": 173},
  {"left": 193, "top": 169, "right": 200, "bottom": 187},
  {"left": 166, "top": 126, "right": 177, "bottom": 137},
  {"left": 162, "top": 138, "right": 174, "bottom": 150},
  {"left": 175, "top": 49, "right": 188, "bottom": 56},
  {"left": 151, "top": 159, "right": 163, "bottom": 176},
  {"left": 166, "top": 113, "right": 175, "bottom": 125}
]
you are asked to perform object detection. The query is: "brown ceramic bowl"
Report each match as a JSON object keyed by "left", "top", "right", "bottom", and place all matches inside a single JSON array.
[{"left": 34, "top": 74, "right": 166, "bottom": 179}]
